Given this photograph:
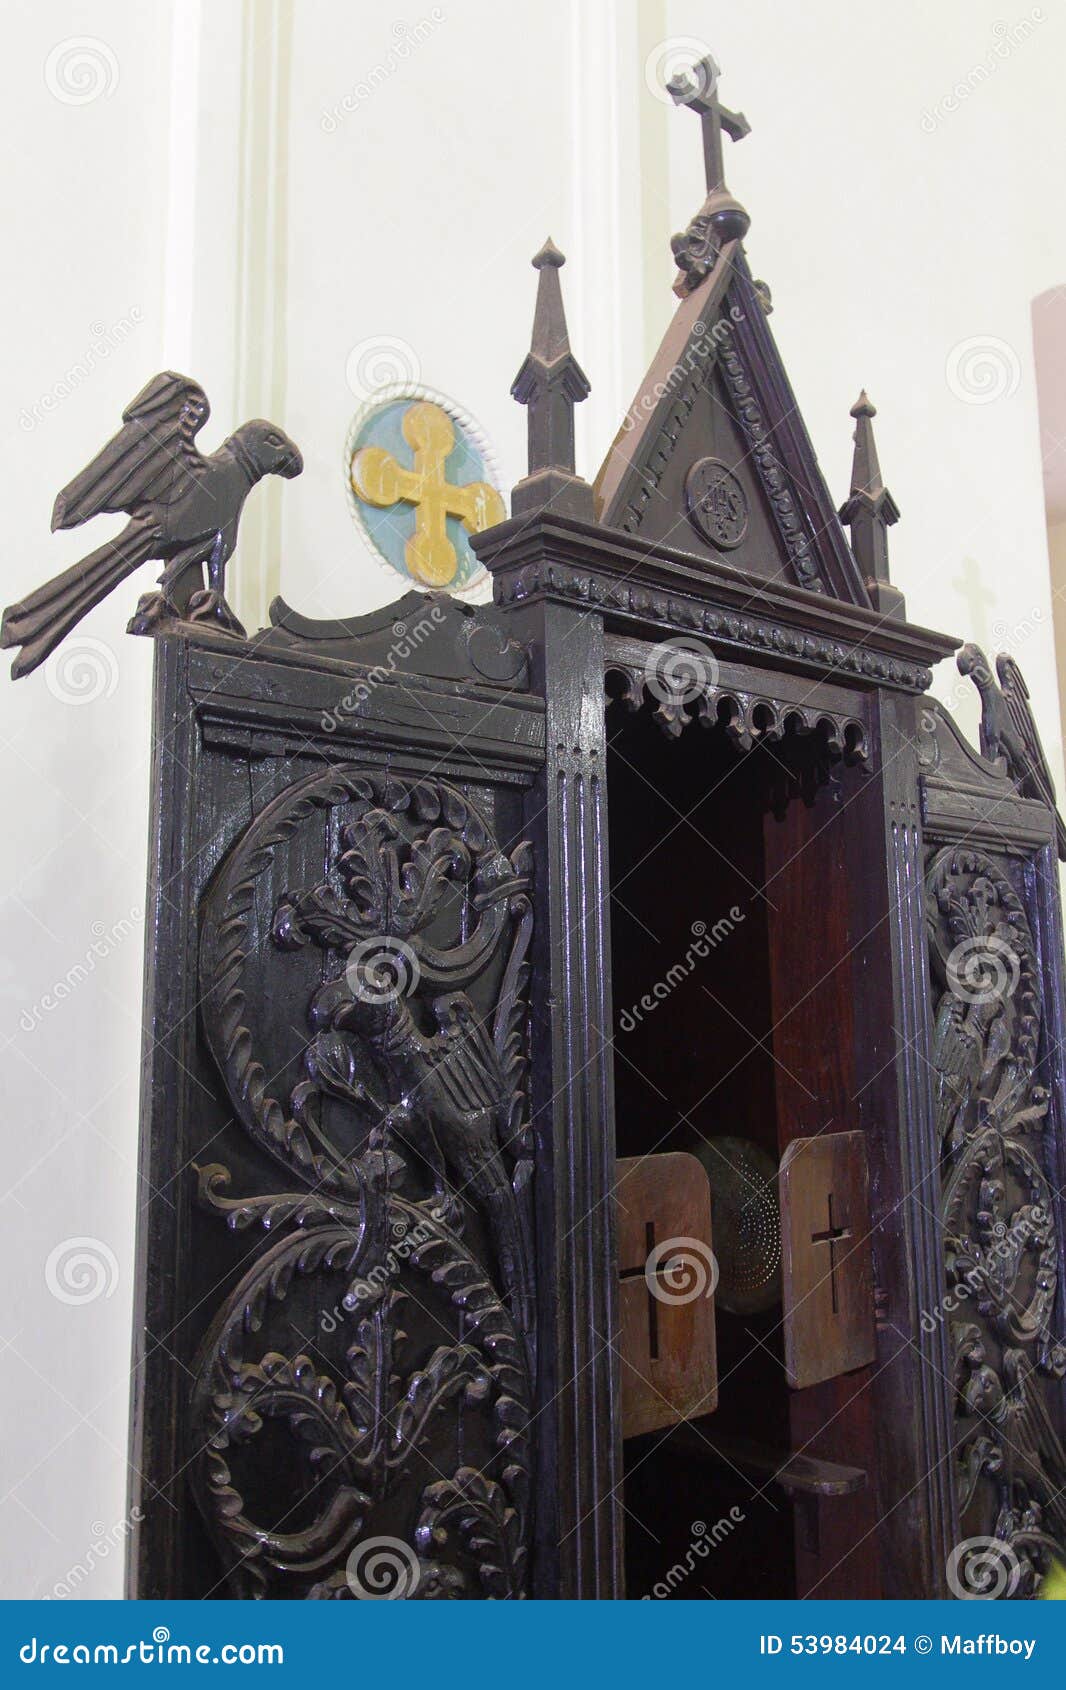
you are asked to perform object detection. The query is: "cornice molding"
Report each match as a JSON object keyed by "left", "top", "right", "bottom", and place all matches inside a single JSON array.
[{"left": 476, "top": 512, "right": 958, "bottom": 694}]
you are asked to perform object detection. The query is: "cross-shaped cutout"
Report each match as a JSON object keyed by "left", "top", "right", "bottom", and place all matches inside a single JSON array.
[
  {"left": 615, "top": 1153, "right": 717, "bottom": 1438},
  {"left": 619, "top": 1220, "right": 660, "bottom": 1360},
  {"left": 779, "top": 1132, "right": 876, "bottom": 1391},
  {"left": 350, "top": 400, "right": 505, "bottom": 588},
  {"left": 809, "top": 1194, "right": 853, "bottom": 1316}
]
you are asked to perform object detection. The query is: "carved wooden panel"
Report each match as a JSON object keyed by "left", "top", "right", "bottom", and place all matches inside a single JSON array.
[
  {"left": 122, "top": 629, "right": 542, "bottom": 1605},
  {"left": 926, "top": 844, "right": 1066, "bottom": 1596},
  {"left": 185, "top": 766, "right": 536, "bottom": 1598}
]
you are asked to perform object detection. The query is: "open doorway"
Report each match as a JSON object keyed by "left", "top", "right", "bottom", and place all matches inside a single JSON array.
[{"left": 605, "top": 672, "right": 885, "bottom": 1599}]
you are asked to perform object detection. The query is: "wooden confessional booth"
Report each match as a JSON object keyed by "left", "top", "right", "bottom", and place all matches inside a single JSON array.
[{"left": 8, "top": 62, "right": 1066, "bottom": 1603}]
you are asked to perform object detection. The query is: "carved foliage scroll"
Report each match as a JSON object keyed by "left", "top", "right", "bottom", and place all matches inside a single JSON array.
[
  {"left": 188, "top": 767, "right": 534, "bottom": 1598},
  {"left": 926, "top": 845, "right": 1066, "bottom": 1595}
]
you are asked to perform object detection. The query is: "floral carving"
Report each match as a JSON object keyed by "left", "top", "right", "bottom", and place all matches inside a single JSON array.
[
  {"left": 188, "top": 768, "right": 534, "bottom": 1598},
  {"left": 926, "top": 845, "right": 1066, "bottom": 1594}
]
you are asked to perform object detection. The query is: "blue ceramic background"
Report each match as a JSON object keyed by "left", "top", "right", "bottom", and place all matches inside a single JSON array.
[{"left": 349, "top": 399, "right": 494, "bottom": 590}]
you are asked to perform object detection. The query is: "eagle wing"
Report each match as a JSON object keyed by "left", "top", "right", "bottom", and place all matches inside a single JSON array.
[
  {"left": 51, "top": 371, "right": 209, "bottom": 531},
  {"left": 996, "top": 653, "right": 1066, "bottom": 858},
  {"left": 931, "top": 993, "right": 982, "bottom": 1147},
  {"left": 427, "top": 1000, "right": 502, "bottom": 1124}
]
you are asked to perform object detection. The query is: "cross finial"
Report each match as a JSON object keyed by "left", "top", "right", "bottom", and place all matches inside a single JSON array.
[
  {"left": 667, "top": 55, "right": 751, "bottom": 294},
  {"left": 668, "top": 54, "right": 751, "bottom": 204}
]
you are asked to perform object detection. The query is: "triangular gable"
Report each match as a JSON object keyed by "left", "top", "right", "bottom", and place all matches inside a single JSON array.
[{"left": 594, "top": 246, "right": 869, "bottom": 606}]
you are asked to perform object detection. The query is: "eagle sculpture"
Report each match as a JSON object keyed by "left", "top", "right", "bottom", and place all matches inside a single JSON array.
[
  {"left": 2, "top": 371, "right": 302, "bottom": 678},
  {"left": 957, "top": 644, "right": 1066, "bottom": 861}
]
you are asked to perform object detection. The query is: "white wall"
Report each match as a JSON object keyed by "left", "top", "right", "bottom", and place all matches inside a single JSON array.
[
  {"left": 2, "top": 0, "right": 1063, "bottom": 1598},
  {"left": 276, "top": 0, "right": 652, "bottom": 617},
  {"left": 657, "top": 0, "right": 1066, "bottom": 767},
  {"left": 0, "top": 0, "right": 172, "bottom": 1601}
]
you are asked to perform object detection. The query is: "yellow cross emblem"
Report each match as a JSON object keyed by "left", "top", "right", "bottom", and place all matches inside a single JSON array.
[{"left": 350, "top": 400, "right": 506, "bottom": 587}]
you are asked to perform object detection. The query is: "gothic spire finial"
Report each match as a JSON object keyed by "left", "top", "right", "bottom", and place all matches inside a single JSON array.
[
  {"left": 839, "top": 391, "right": 904, "bottom": 619},
  {"left": 848, "top": 391, "right": 885, "bottom": 499},
  {"left": 532, "top": 237, "right": 565, "bottom": 270},
  {"left": 524, "top": 238, "right": 576, "bottom": 370},
  {"left": 510, "top": 242, "right": 594, "bottom": 521}
]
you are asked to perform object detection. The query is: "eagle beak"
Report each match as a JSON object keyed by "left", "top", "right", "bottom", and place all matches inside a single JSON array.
[{"left": 280, "top": 445, "right": 303, "bottom": 479}]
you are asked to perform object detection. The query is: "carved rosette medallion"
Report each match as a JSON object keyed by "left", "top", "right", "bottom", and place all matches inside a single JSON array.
[
  {"left": 188, "top": 768, "right": 534, "bottom": 1598},
  {"left": 926, "top": 845, "right": 1066, "bottom": 1595},
  {"left": 684, "top": 455, "right": 749, "bottom": 550}
]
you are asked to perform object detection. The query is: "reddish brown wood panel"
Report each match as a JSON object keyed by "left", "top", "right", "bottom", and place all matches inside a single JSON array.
[{"left": 764, "top": 764, "right": 884, "bottom": 1600}]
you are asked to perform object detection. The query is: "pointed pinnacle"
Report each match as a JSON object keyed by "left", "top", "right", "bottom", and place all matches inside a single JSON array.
[
  {"left": 527, "top": 240, "right": 574, "bottom": 368},
  {"left": 532, "top": 237, "right": 565, "bottom": 271},
  {"left": 839, "top": 387, "right": 899, "bottom": 540},
  {"left": 849, "top": 390, "right": 884, "bottom": 498}
]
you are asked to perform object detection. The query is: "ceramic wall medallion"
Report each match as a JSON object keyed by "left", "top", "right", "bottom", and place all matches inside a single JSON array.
[{"left": 345, "top": 384, "right": 506, "bottom": 596}]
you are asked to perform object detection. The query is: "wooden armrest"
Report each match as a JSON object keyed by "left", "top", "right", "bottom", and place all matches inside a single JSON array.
[{"left": 666, "top": 1423, "right": 867, "bottom": 1498}]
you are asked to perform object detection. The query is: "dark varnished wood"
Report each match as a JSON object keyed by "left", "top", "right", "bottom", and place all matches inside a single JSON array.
[
  {"left": 2, "top": 372, "right": 301, "bottom": 677},
  {"left": 11, "top": 46, "right": 1066, "bottom": 1606},
  {"left": 667, "top": 1425, "right": 866, "bottom": 1498}
]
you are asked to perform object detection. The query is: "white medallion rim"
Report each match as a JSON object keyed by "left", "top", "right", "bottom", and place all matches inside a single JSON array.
[{"left": 343, "top": 383, "right": 505, "bottom": 601}]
